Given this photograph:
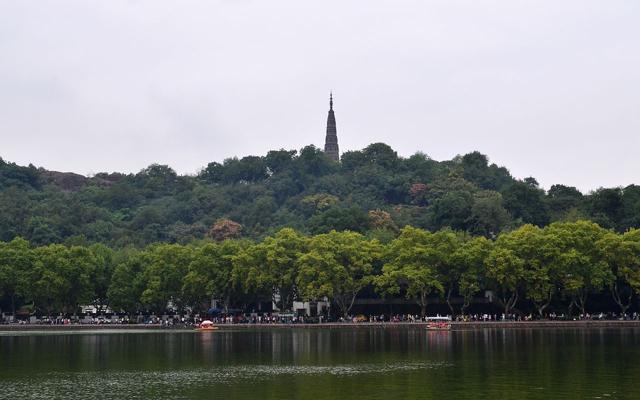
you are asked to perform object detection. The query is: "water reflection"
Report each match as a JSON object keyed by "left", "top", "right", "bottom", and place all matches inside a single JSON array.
[{"left": 1, "top": 327, "right": 639, "bottom": 400}]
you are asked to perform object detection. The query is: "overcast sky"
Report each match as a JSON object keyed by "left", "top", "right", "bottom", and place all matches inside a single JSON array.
[{"left": 1, "top": 1, "right": 638, "bottom": 192}]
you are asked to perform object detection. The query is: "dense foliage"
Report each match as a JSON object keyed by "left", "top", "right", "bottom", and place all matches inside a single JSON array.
[
  {"left": 1, "top": 222, "right": 640, "bottom": 318},
  {"left": 2, "top": 144, "right": 640, "bottom": 248},
  {"left": 2, "top": 145, "right": 640, "bottom": 317}
]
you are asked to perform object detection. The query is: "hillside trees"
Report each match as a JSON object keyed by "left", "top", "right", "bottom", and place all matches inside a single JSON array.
[
  {"left": 2, "top": 144, "right": 640, "bottom": 247},
  {"left": 502, "top": 179, "right": 549, "bottom": 227}
]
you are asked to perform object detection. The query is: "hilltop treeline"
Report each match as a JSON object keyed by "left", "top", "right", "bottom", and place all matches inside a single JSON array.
[
  {"left": 1, "top": 143, "right": 640, "bottom": 247},
  {"left": 1, "top": 221, "right": 639, "bottom": 318}
]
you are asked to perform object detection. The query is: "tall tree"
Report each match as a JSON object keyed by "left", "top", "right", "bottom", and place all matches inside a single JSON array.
[
  {"left": 485, "top": 237, "right": 526, "bottom": 315},
  {"left": 297, "top": 231, "right": 381, "bottom": 318},
  {"left": 547, "top": 221, "right": 613, "bottom": 315},
  {"left": 502, "top": 179, "right": 549, "bottom": 226},
  {"left": 183, "top": 240, "right": 249, "bottom": 311},
  {"left": 453, "top": 236, "right": 491, "bottom": 315},
  {"left": 597, "top": 231, "right": 640, "bottom": 314},
  {"left": 233, "top": 228, "right": 306, "bottom": 312},
  {"left": 139, "top": 244, "right": 193, "bottom": 313},
  {"left": 25, "top": 245, "right": 96, "bottom": 315},
  {"left": 507, "top": 225, "right": 560, "bottom": 317},
  {"left": 375, "top": 227, "right": 444, "bottom": 316},
  {"left": 0, "top": 238, "right": 33, "bottom": 316},
  {"left": 107, "top": 249, "right": 146, "bottom": 316}
]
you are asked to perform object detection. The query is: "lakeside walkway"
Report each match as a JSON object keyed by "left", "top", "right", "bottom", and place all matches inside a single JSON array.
[{"left": 2, "top": 320, "right": 640, "bottom": 332}]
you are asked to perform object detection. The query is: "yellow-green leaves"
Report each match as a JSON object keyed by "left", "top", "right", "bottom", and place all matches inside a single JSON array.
[{"left": 297, "top": 230, "right": 381, "bottom": 317}]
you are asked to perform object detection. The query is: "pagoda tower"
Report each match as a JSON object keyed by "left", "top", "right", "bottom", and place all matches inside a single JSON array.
[{"left": 324, "top": 92, "right": 339, "bottom": 161}]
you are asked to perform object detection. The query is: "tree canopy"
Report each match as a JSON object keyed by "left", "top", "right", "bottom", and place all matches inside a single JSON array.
[
  {"left": 0, "top": 223, "right": 639, "bottom": 318},
  {"left": 2, "top": 143, "right": 639, "bottom": 248}
]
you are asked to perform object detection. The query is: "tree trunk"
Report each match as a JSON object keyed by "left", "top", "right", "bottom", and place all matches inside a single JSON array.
[
  {"left": 501, "top": 291, "right": 518, "bottom": 316},
  {"left": 282, "top": 288, "right": 291, "bottom": 313},
  {"left": 568, "top": 299, "right": 575, "bottom": 316},
  {"left": 534, "top": 290, "right": 553, "bottom": 318},
  {"left": 445, "top": 287, "right": 454, "bottom": 316},
  {"left": 345, "top": 292, "right": 358, "bottom": 318},
  {"left": 335, "top": 294, "right": 352, "bottom": 319},
  {"left": 535, "top": 301, "right": 550, "bottom": 318},
  {"left": 418, "top": 291, "right": 428, "bottom": 317},
  {"left": 461, "top": 299, "right": 469, "bottom": 316},
  {"left": 577, "top": 291, "right": 588, "bottom": 316},
  {"left": 271, "top": 291, "right": 279, "bottom": 312},
  {"left": 612, "top": 282, "right": 632, "bottom": 315}
]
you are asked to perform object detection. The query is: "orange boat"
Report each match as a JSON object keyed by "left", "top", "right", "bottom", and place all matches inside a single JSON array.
[{"left": 195, "top": 320, "right": 219, "bottom": 331}]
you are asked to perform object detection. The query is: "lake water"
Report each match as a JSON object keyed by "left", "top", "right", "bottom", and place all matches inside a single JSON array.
[{"left": 0, "top": 327, "right": 638, "bottom": 399}]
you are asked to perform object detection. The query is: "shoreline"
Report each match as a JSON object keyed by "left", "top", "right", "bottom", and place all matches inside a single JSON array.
[{"left": 2, "top": 320, "right": 640, "bottom": 332}]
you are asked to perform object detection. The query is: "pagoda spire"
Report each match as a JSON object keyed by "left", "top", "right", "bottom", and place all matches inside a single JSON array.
[{"left": 324, "top": 92, "right": 339, "bottom": 161}]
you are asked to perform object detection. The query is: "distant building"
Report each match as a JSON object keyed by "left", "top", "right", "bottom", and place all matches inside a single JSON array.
[{"left": 324, "top": 92, "right": 340, "bottom": 161}]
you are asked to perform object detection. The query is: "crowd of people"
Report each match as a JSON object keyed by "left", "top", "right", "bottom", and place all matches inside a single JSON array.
[{"left": 4, "top": 310, "right": 640, "bottom": 326}]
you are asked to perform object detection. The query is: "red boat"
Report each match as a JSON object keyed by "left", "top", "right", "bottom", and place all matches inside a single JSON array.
[
  {"left": 426, "top": 316, "right": 452, "bottom": 330},
  {"left": 195, "top": 320, "right": 219, "bottom": 331}
]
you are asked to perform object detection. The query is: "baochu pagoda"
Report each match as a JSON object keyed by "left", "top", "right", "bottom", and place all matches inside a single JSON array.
[{"left": 324, "top": 92, "right": 340, "bottom": 161}]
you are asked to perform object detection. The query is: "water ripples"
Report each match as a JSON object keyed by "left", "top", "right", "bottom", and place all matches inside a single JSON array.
[{"left": 1, "top": 361, "right": 450, "bottom": 400}]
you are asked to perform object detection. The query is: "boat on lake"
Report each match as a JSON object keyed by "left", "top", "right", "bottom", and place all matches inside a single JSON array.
[
  {"left": 195, "top": 320, "right": 219, "bottom": 331},
  {"left": 426, "top": 316, "right": 451, "bottom": 330}
]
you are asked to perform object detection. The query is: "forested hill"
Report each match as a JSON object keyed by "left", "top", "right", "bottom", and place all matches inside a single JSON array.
[{"left": 1, "top": 143, "right": 639, "bottom": 247}]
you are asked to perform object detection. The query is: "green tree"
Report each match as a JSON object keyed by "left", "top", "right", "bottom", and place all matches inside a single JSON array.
[
  {"left": 468, "top": 190, "right": 511, "bottom": 237},
  {"left": 107, "top": 250, "right": 146, "bottom": 315},
  {"left": 88, "top": 243, "right": 116, "bottom": 311},
  {"left": 182, "top": 240, "right": 249, "bottom": 311},
  {"left": 0, "top": 238, "right": 33, "bottom": 316},
  {"left": 597, "top": 231, "right": 640, "bottom": 314},
  {"left": 426, "top": 229, "right": 462, "bottom": 315},
  {"left": 547, "top": 221, "right": 613, "bottom": 315},
  {"left": 139, "top": 244, "right": 193, "bottom": 313},
  {"left": 546, "top": 184, "right": 583, "bottom": 221},
  {"left": 375, "top": 227, "right": 444, "bottom": 316},
  {"left": 502, "top": 179, "right": 549, "bottom": 226},
  {"left": 623, "top": 229, "right": 640, "bottom": 296},
  {"left": 453, "top": 236, "right": 491, "bottom": 315},
  {"left": 265, "top": 149, "right": 297, "bottom": 175},
  {"left": 587, "top": 188, "right": 623, "bottom": 229},
  {"left": 485, "top": 237, "right": 526, "bottom": 315},
  {"left": 233, "top": 228, "right": 306, "bottom": 312},
  {"left": 506, "top": 225, "right": 560, "bottom": 317},
  {"left": 297, "top": 231, "right": 381, "bottom": 318},
  {"left": 308, "top": 206, "right": 368, "bottom": 234},
  {"left": 25, "top": 245, "right": 96, "bottom": 315}
]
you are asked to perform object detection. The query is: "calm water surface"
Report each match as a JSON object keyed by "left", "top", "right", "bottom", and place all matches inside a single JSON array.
[{"left": 0, "top": 327, "right": 638, "bottom": 399}]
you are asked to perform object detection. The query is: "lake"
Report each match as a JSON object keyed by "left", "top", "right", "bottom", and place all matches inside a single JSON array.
[{"left": 0, "top": 327, "right": 638, "bottom": 399}]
